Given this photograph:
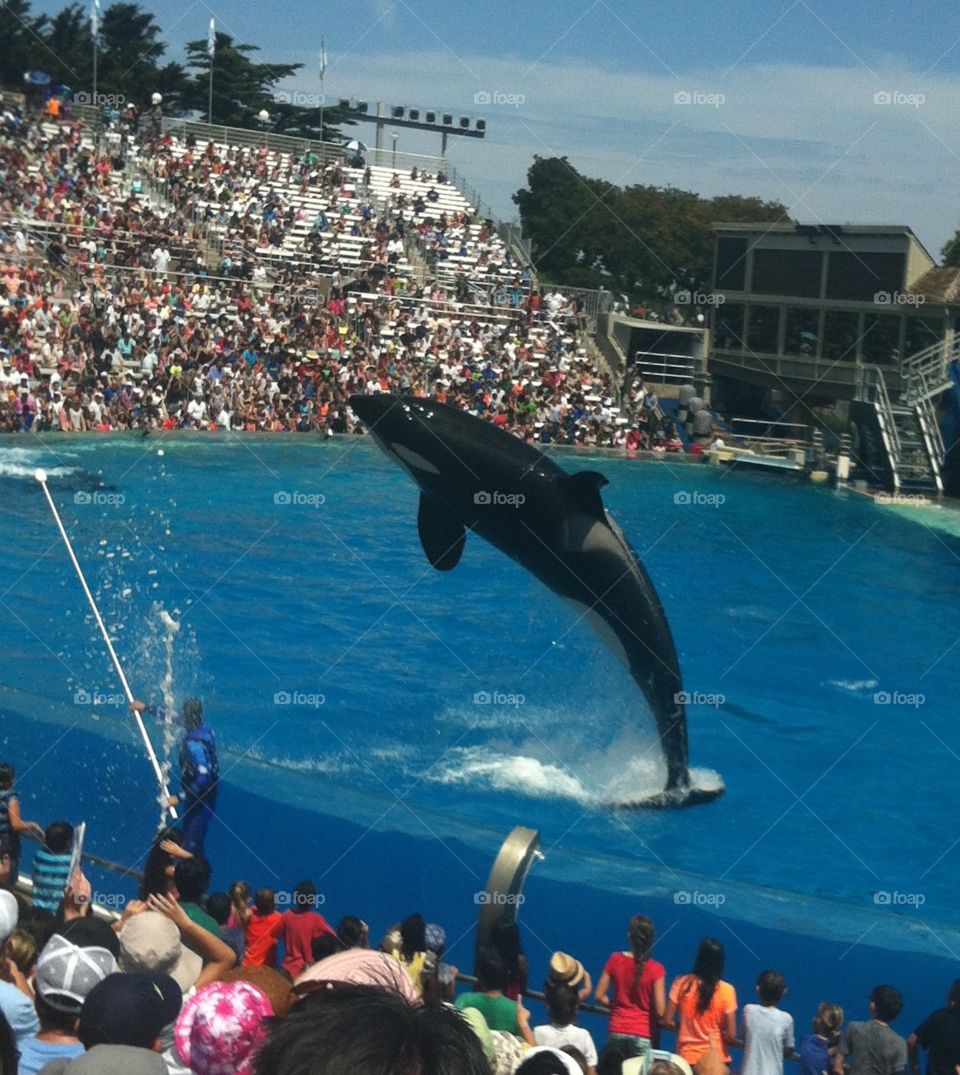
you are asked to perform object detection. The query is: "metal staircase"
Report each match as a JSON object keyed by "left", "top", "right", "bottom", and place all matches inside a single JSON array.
[{"left": 854, "top": 338, "right": 959, "bottom": 494}]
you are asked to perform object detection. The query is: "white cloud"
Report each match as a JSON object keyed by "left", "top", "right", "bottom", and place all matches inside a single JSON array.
[{"left": 276, "top": 49, "right": 960, "bottom": 256}]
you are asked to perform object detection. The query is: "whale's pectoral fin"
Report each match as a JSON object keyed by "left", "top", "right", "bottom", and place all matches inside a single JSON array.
[
  {"left": 417, "top": 493, "right": 466, "bottom": 571},
  {"left": 559, "top": 471, "right": 609, "bottom": 518}
]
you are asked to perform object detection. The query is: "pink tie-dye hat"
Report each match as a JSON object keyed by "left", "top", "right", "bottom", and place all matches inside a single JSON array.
[{"left": 174, "top": 981, "right": 272, "bottom": 1075}]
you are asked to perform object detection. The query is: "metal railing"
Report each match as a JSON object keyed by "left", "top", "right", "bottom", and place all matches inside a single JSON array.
[{"left": 633, "top": 352, "right": 698, "bottom": 385}]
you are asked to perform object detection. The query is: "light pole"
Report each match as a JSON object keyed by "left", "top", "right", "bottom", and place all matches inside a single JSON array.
[
  {"left": 258, "top": 108, "right": 270, "bottom": 148},
  {"left": 391, "top": 132, "right": 398, "bottom": 169},
  {"left": 150, "top": 91, "right": 162, "bottom": 141}
]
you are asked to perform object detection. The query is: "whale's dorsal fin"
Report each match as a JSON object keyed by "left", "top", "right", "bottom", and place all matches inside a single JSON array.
[
  {"left": 417, "top": 493, "right": 466, "bottom": 571},
  {"left": 559, "top": 471, "right": 609, "bottom": 518}
]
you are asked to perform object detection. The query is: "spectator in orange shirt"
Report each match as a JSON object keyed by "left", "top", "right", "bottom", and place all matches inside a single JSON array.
[
  {"left": 663, "top": 937, "right": 738, "bottom": 1071},
  {"left": 243, "top": 888, "right": 283, "bottom": 968}
]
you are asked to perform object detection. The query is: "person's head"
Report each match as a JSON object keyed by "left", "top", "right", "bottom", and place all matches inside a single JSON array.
[
  {"left": 0, "top": 764, "right": 13, "bottom": 792},
  {"left": 870, "top": 985, "right": 903, "bottom": 1024},
  {"left": 118, "top": 911, "right": 203, "bottom": 993},
  {"left": 206, "top": 891, "right": 231, "bottom": 927},
  {"left": 292, "top": 881, "right": 315, "bottom": 914},
  {"left": 649, "top": 1062, "right": 686, "bottom": 1075},
  {"left": 544, "top": 979, "right": 579, "bottom": 1028},
  {"left": 311, "top": 932, "right": 343, "bottom": 963},
  {"left": 254, "top": 888, "right": 276, "bottom": 915},
  {"left": 947, "top": 981, "right": 960, "bottom": 1010},
  {"left": 4, "top": 927, "right": 37, "bottom": 975},
  {"left": 35, "top": 933, "right": 117, "bottom": 1029},
  {"left": 255, "top": 984, "right": 490, "bottom": 1075},
  {"left": 176, "top": 981, "right": 272, "bottom": 1075},
  {"left": 230, "top": 880, "right": 251, "bottom": 910},
  {"left": 475, "top": 946, "right": 509, "bottom": 992},
  {"left": 562, "top": 1047, "right": 589, "bottom": 1075},
  {"left": 597, "top": 1043, "right": 632, "bottom": 1075},
  {"left": 489, "top": 916, "right": 522, "bottom": 973},
  {"left": 516, "top": 1047, "right": 583, "bottom": 1075},
  {"left": 44, "top": 821, "right": 73, "bottom": 855},
  {"left": 78, "top": 971, "right": 179, "bottom": 1050},
  {"left": 174, "top": 855, "right": 211, "bottom": 902},
  {"left": 757, "top": 970, "right": 787, "bottom": 1006},
  {"left": 689, "top": 937, "right": 724, "bottom": 1013},
  {"left": 813, "top": 1002, "right": 844, "bottom": 1045},
  {"left": 181, "top": 697, "right": 203, "bottom": 730},
  {"left": 400, "top": 913, "right": 426, "bottom": 960}
]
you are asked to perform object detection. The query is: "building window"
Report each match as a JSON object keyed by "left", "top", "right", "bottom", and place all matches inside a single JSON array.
[
  {"left": 822, "top": 310, "right": 860, "bottom": 362},
  {"left": 783, "top": 308, "right": 820, "bottom": 357},
  {"left": 746, "top": 305, "right": 780, "bottom": 354},
  {"left": 751, "top": 249, "right": 823, "bottom": 298},
  {"left": 861, "top": 313, "right": 900, "bottom": 366},
  {"left": 904, "top": 315, "right": 941, "bottom": 357},
  {"left": 714, "top": 303, "right": 745, "bottom": 350},
  {"left": 825, "top": 251, "right": 906, "bottom": 301},
  {"left": 715, "top": 238, "right": 747, "bottom": 291}
]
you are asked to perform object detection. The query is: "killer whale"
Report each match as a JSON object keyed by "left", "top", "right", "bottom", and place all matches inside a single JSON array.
[{"left": 349, "top": 393, "right": 724, "bottom": 808}]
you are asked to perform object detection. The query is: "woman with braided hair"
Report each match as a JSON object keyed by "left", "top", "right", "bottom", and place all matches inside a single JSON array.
[{"left": 595, "top": 914, "right": 666, "bottom": 1060}]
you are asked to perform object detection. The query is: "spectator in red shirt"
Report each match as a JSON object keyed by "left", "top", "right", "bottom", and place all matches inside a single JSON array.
[
  {"left": 278, "top": 880, "right": 335, "bottom": 979},
  {"left": 242, "top": 888, "right": 283, "bottom": 968}
]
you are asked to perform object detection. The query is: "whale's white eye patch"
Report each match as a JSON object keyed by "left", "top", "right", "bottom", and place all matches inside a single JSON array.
[{"left": 392, "top": 444, "right": 440, "bottom": 476}]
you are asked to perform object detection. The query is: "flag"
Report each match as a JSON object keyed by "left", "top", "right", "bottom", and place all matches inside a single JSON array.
[
  {"left": 91, "top": 0, "right": 100, "bottom": 36},
  {"left": 207, "top": 17, "right": 215, "bottom": 58},
  {"left": 319, "top": 38, "right": 327, "bottom": 81}
]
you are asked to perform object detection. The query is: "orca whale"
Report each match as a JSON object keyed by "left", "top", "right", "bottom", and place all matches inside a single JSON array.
[{"left": 349, "top": 393, "right": 723, "bottom": 809}]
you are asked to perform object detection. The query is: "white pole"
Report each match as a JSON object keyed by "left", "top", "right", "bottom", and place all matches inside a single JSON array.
[{"left": 34, "top": 469, "right": 177, "bottom": 819}]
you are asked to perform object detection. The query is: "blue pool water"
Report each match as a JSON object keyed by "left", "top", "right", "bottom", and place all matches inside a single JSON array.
[{"left": 1, "top": 434, "right": 958, "bottom": 1042}]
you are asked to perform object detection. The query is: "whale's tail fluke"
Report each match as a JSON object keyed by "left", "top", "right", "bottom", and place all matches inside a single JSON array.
[{"left": 617, "top": 783, "right": 725, "bottom": 810}]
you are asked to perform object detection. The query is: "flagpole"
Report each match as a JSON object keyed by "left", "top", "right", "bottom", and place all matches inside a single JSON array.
[
  {"left": 91, "top": 0, "right": 99, "bottom": 137},
  {"left": 207, "top": 17, "right": 215, "bottom": 127},
  {"left": 319, "top": 38, "right": 326, "bottom": 153}
]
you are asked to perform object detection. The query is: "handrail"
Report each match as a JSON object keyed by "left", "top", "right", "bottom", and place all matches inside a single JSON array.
[
  {"left": 454, "top": 971, "right": 610, "bottom": 1017},
  {"left": 22, "top": 829, "right": 144, "bottom": 883}
]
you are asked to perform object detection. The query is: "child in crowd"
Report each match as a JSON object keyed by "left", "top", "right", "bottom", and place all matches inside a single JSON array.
[
  {"left": 278, "top": 880, "right": 334, "bottom": 980},
  {"left": 663, "top": 937, "right": 738, "bottom": 1070},
  {"left": 802, "top": 1002, "right": 844, "bottom": 1075},
  {"left": 908, "top": 980, "right": 960, "bottom": 1075},
  {"left": 837, "top": 986, "right": 907, "bottom": 1075},
  {"left": 534, "top": 978, "right": 598, "bottom": 1075},
  {"left": 741, "top": 970, "right": 797, "bottom": 1075},
  {"left": 31, "top": 822, "right": 74, "bottom": 914},
  {"left": 596, "top": 915, "right": 665, "bottom": 1061},
  {"left": 0, "top": 763, "right": 43, "bottom": 884},
  {"left": 242, "top": 887, "right": 282, "bottom": 968}
]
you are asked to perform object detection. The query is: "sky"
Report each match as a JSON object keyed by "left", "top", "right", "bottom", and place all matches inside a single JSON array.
[{"left": 36, "top": 0, "right": 960, "bottom": 258}]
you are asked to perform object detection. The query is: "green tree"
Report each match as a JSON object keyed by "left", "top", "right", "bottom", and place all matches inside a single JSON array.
[
  {"left": 182, "top": 30, "right": 301, "bottom": 127},
  {"left": 942, "top": 231, "right": 960, "bottom": 267},
  {"left": 39, "top": 4, "right": 93, "bottom": 96},
  {"left": 0, "top": 0, "right": 51, "bottom": 88},
  {"left": 95, "top": 3, "right": 168, "bottom": 103}
]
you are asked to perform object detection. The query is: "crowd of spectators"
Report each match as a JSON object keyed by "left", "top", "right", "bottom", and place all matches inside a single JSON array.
[
  {"left": 0, "top": 790, "right": 950, "bottom": 1075},
  {"left": 0, "top": 100, "right": 686, "bottom": 451}
]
